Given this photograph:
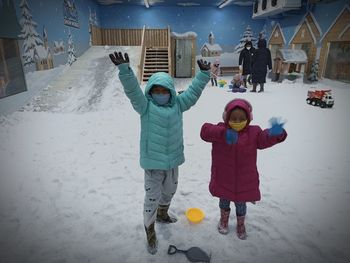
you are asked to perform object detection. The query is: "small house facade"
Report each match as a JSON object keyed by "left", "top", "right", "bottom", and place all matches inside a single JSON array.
[
  {"left": 273, "top": 48, "right": 308, "bottom": 81},
  {"left": 289, "top": 12, "right": 321, "bottom": 75},
  {"left": 319, "top": 5, "right": 350, "bottom": 82},
  {"left": 200, "top": 32, "right": 222, "bottom": 57},
  {"left": 268, "top": 23, "right": 286, "bottom": 73}
]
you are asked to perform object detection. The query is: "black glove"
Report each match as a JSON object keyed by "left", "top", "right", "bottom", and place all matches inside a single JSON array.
[
  {"left": 197, "top": 59, "right": 211, "bottom": 71},
  {"left": 109, "top": 52, "right": 129, "bottom": 66}
]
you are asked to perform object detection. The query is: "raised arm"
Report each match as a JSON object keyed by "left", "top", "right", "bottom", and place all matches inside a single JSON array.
[
  {"left": 177, "top": 60, "right": 211, "bottom": 112},
  {"left": 109, "top": 52, "right": 147, "bottom": 115},
  {"left": 257, "top": 118, "right": 287, "bottom": 149},
  {"left": 200, "top": 123, "right": 226, "bottom": 143}
]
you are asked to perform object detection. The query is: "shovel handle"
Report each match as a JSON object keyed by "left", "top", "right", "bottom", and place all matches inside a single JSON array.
[
  {"left": 168, "top": 245, "right": 186, "bottom": 255},
  {"left": 167, "top": 245, "right": 178, "bottom": 255}
]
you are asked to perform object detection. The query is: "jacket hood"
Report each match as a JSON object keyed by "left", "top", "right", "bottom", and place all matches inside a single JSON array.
[
  {"left": 222, "top": 98, "right": 253, "bottom": 125},
  {"left": 258, "top": 39, "right": 267, "bottom": 48},
  {"left": 145, "top": 72, "right": 176, "bottom": 106},
  {"left": 244, "top": 41, "right": 253, "bottom": 48}
]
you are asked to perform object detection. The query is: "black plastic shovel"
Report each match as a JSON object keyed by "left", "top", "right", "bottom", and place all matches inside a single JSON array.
[{"left": 167, "top": 244, "right": 211, "bottom": 262}]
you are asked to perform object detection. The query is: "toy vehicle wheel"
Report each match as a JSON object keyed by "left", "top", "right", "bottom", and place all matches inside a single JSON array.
[
  {"left": 328, "top": 105, "right": 333, "bottom": 108},
  {"left": 311, "top": 100, "right": 317, "bottom": 106},
  {"left": 320, "top": 102, "right": 326, "bottom": 108},
  {"left": 306, "top": 98, "right": 311, "bottom": 104}
]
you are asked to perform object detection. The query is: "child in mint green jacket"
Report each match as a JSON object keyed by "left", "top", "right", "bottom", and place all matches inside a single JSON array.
[{"left": 109, "top": 52, "right": 211, "bottom": 254}]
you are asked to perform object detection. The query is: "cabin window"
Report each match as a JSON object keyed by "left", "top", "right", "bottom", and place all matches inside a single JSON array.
[
  {"left": 254, "top": 0, "right": 259, "bottom": 13},
  {"left": 262, "top": 0, "right": 267, "bottom": 10}
]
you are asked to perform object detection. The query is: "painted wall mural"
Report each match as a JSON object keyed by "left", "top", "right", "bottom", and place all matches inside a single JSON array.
[
  {"left": 265, "top": 0, "right": 349, "bottom": 81},
  {"left": 0, "top": 0, "right": 27, "bottom": 99},
  {"left": 63, "top": 0, "right": 79, "bottom": 28}
]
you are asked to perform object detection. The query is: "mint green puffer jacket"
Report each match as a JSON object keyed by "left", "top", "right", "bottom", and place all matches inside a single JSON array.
[{"left": 118, "top": 63, "right": 210, "bottom": 170}]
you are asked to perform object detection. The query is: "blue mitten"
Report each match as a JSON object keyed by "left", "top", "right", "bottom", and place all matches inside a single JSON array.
[
  {"left": 268, "top": 117, "right": 285, "bottom": 136},
  {"left": 226, "top": 129, "right": 238, "bottom": 144}
]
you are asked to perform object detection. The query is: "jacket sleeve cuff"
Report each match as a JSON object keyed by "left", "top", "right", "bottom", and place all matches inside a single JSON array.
[{"left": 117, "top": 63, "right": 131, "bottom": 74}]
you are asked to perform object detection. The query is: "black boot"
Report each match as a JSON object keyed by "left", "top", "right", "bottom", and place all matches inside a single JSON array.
[
  {"left": 145, "top": 223, "right": 158, "bottom": 254},
  {"left": 250, "top": 83, "right": 257, "bottom": 92},
  {"left": 156, "top": 204, "right": 177, "bottom": 223},
  {"left": 258, "top": 83, "right": 264, "bottom": 93}
]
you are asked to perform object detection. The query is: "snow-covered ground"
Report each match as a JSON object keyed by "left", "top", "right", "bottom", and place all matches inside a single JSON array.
[{"left": 0, "top": 46, "right": 350, "bottom": 263}]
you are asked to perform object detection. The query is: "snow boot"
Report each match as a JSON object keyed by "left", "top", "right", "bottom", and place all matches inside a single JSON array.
[
  {"left": 236, "top": 216, "right": 247, "bottom": 240},
  {"left": 145, "top": 223, "right": 158, "bottom": 254},
  {"left": 156, "top": 204, "right": 177, "bottom": 223},
  {"left": 250, "top": 84, "right": 257, "bottom": 92},
  {"left": 217, "top": 208, "right": 230, "bottom": 234},
  {"left": 258, "top": 84, "right": 264, "bottom": 93}
]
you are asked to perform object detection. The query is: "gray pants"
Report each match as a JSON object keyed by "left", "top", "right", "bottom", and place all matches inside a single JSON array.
[{"left": 143, "top": 167, "right": 179, "bottom": 227}]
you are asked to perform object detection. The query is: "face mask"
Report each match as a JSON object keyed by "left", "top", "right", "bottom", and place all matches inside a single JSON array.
[
  {"left": 229, "top": 120, "right": 247, "bottom": 132},
  {"left": 246, "top": 47, "right": 251, "bottom": 50},
  {"left": 152, "top": 93, "right": 170, "bottom": 105}
]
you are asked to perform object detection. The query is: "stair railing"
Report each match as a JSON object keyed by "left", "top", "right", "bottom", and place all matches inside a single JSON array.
[
  {"left": 167, "top": 26, "right": 172, "bottom": 77},
  {"left": 138, "top": 25, "right": 146, "bottom": 82}
]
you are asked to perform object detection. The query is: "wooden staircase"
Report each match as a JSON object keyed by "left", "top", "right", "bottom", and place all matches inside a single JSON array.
[{"left": 142, "top": 47, "right": 170, "bottom": 82}]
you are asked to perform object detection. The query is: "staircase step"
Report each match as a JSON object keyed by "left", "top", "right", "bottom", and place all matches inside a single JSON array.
[
  {"left": 146, "top": 53, "right": 168, "bottom": 58},
  {"left": 145, "top": 58, "right": 168, "bottom": 61},
  {"left": 146, "top": 49, "right": 167, "bottom": 52},
  {"left": 142, "top": 46, "right": 170, "bottom": 82},
  {"left": 146, "top": 47, "right": 168, "bottom": 50},
  {"left": 145, "top": 64, "right": 168, "bottom": 66}
]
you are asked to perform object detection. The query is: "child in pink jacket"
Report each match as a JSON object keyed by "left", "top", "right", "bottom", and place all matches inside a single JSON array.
[{"left": 200, "top": 98, "right": 287, "bottom": 239}]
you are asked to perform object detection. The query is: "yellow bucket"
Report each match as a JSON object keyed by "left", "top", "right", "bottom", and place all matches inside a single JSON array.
[{"left": 185, "top": 208, "right": 205, "bottom": 223}]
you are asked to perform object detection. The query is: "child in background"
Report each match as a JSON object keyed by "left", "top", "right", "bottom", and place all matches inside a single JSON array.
[
  {"left": 200, "top": 98, "right": 287, "bottom": 239},
  {"left": 210, "top": 59, "right": 220, "bottom": 86},
  {"left": 109, "top": 52, "right": 211, "bottom": 254},
  {"left": 229, "top": 74, "right": 246, "bottom": 93}
]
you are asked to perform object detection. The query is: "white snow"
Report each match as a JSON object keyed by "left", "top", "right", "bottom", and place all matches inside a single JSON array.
[
  {"left": 35, "top": 45, "right": 51, "bottom": 59},
  {"left": 278, "top": 48, "right": 308, "bottom": 63},
  {"left": 0, "top": 46, "right": 350, "bottom": 263},
  {"left": 201, "top": 43, "right": 223, "bottom": 53},
  {"left": 171, "top": 31, "right": 198, "bottom": 38}
]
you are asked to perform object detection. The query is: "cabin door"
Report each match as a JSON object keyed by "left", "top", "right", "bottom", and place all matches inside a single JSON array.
[
  {"left": 324, "top": 41, "right": 350, "bottom": 82},
  {"left": 175, "top": 39, "right": 192, "bottom": 78}
]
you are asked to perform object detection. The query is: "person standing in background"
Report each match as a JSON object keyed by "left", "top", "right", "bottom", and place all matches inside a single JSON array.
[
  {"left": 238, "top": 41, "right": 254, "bottom": 88},
  {"left": 251, "top": 38, "right": 272, "bottom": 93}
]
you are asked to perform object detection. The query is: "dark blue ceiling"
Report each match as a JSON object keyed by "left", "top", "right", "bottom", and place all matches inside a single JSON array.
[{"left": 94, "top": 0, "right": 254, "bottom": 7}]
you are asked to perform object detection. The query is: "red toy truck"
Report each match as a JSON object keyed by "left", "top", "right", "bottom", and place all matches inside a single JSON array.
[{"left": 306, "top": 89, "right": 334, "bottom": 108}]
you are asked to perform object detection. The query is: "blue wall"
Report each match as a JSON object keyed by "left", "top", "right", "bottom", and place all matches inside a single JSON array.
[
  {"left": 99, "top": 5, "right": 266, "bottom": 53},
  {"left": 2, "top": 0, "right": 348, "bottom": 68}
]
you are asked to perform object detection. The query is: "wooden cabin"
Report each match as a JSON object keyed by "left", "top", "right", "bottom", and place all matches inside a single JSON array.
[
  {"left": 268, "top": 23, "right": 286, "bottom": 74},
  {"left": 289, "top": 12, "right": 321, "bottom": 75},
  {"left": 319, "top": 5, "right": 350, "bottom": 82},
  {"left": 273, "top": 49, "right": 308, "bottom": 81}
]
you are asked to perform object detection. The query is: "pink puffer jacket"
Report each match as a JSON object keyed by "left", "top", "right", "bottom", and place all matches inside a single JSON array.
[{"left": 200, "top": 99, "right": 287, "bottom": 202}]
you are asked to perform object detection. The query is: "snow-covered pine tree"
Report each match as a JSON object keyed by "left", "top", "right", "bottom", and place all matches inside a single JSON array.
[
  {"left": 308, "top": 59, "right": 319, "bottom": 82},
  {"left": 259, "top": 24, "right": 267, "bottom": 45},
  {"left": 234, "top": 25, "right": 257, "bottom": 54},
  {"left": 18, "top": 0, "right": 44, "bottom": 67},
  {"left": 67, "top": 29, "right": 77, "bottom": 65}
]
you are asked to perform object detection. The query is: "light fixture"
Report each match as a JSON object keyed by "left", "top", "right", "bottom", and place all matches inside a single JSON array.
[
  {"left": 144, "top": 0, "right": 149, "bottom": 8},
  {"left": 218, "top": 0, "right": 233, "bottom": 9}
]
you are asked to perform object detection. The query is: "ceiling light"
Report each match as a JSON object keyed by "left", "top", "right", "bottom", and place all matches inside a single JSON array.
[{"left": 218, "top": 0, "right": 233, "bottom": 9}]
